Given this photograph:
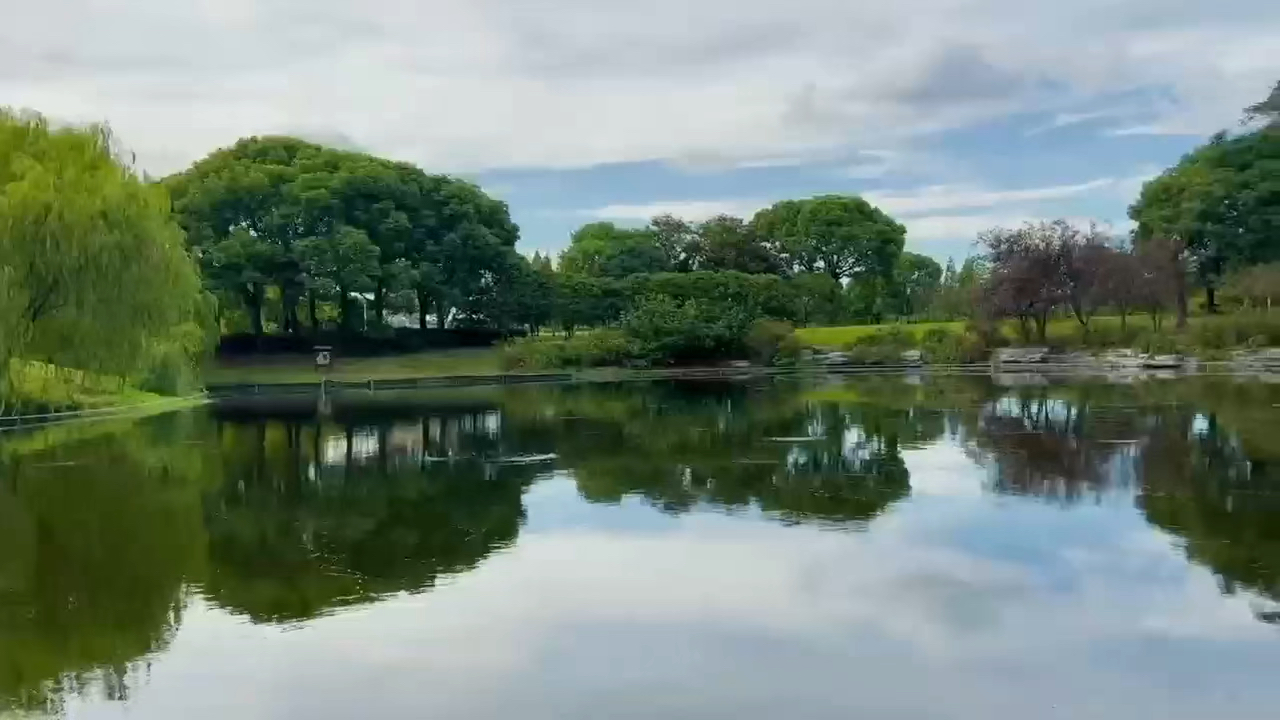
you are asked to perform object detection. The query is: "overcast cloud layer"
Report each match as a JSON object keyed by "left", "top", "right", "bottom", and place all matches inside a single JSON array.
[{"left": 5, "top": 0, "right": 1275, "bottom": 257}]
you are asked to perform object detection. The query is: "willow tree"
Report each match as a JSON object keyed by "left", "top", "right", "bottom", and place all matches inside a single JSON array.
[{"left": 0, "top": 110, "right": 207, "bottom": 410}]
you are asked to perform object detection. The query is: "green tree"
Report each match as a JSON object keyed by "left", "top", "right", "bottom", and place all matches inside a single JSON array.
[
  {"left": 649, "top": 214, "right": 700, "bottom": 272},
  {"left": 1129, "top": 128, "right": 1280, "bottom": 320},
  {"left": 888, "top": 251, "right": 943, "bottom": 319},
  {"left": 690, "top": 214, "right": 783, "bottom": 274},
  {"left": 295, "top": 227, "right": 381, "bottom": 331},
  {"left": 554, "top": 275, "right": 625, "bottom": 336},
  {"left": 1224, "top": 261, "right": 1280, "bottom": 311},
  {"left": 166, "top": 136, "right": 518, "bottom": 335},
  {"left": 789, "top": 272, "right": 844, "bottom": 327},
  {"left": 751, "top": 195, "right": 905, "bottom": 282},
  {"left": 0, "top": 110, "right": 207, "bottom": 410},
  {"left": 1243, "top": 79, "right": 1280, "bottom": 127},
  {"left": 559, "top": 222, "right": 671, "bottom": 278}
]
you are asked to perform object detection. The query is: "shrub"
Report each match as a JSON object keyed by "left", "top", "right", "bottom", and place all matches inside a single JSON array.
[
  {"left": 622, "top": 295, "right": 753, "bottom": 364},
  {"left": 745, "top": 320, "right": 797, "bottom": 365},
  {"left": 1187, "top": 312, "right": 1280, "bottom": 350},
  {"left": 500, "top": 330, "right": 638, "bottom": 370},
  {"left": 920, "top": 328, "right": 989, "bottom": 364},
  {"left": 964, "top": 318, "right": 1008, "bottom": 349}
]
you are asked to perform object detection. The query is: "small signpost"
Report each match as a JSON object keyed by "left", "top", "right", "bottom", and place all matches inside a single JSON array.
[{"left": 315, "top": 345, "right": 334, "bottom": 416}]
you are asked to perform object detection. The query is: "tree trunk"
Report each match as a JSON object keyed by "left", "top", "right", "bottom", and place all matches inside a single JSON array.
[
  {"left": 1205, "top": 283, "right": 1218, "bottom": 314},
  {"left": 374, "top": 280, "right": 386, "bottom": 327},
  {"left": 337, "top": 287, "right": 352, "bottom": 332},
  {"left": 436, "top": 299, "right": 449, "bottom": 329},
  {"left": 247, "top": 283, "right": 264, "bottom": 337},
  {"left": 1119, "top": 309, "right": 1128, "bottom": 332},
  {"left": 1171, "top": 244, "right": 1189, "bottom": 330},
  {"left": 284, "top": 289, "right": 301, "bottom": 336},
  {"left": 1175, "top": 276, "right": 1189, "bottom": 330},
  {"left": 308, "top": 290, "right": 319, "bottom": 333},
  {"left": 1034, "top": 312, "right": 1049, "bottom": 344},
  {"left": 1017, "top": 315, "right": 1031, "bottom": 343},
  {"left": 417, "top": 290, "right": 429, "bottom": 330}
]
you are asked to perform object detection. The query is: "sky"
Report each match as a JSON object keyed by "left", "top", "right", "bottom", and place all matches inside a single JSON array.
[{"left": 3, "top": 0, "right": 1275, "bottom": 262}]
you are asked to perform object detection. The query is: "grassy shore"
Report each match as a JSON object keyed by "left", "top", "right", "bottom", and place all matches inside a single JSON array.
[
  {"left": 204, "top": 347, "right": 504, "bottom": 385},
  {"left": 795, "top": 321, "right": 965, "bottom": 347},
  {"left": 2, "top": 360, "right": 172, "bottom": 417}
]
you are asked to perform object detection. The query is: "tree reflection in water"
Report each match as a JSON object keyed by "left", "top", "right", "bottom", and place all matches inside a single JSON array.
[{"left": 3, "top": 375, "right": 1280, "bottom": 713}]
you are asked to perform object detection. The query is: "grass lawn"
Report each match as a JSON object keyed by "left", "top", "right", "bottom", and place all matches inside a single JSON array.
[
  {"left": 204, "top": 347, "right": 504, "bottom": 385},
  {"left": 4, "top": 360, "right": 171, "bottom": 416},
  {"left": 795, "top": 314, "right": 1271, "bottom": 350},
  {"left": 795, "top": 321, "right": 965, "bottom": 347}
]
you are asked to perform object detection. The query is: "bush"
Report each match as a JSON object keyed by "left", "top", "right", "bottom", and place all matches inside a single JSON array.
[
  {"left": 745, "top": 320, "right": 798, "bottom": 365},
  {"left": 1187, "top": 312, "right": 1280, "bottom": 350},
  {"left": 919, "top": 328, "right": 989, "bottom": 364},
  {"left": 622, "top": 295, "right": 753, "bottom": 364},
  {"left": 842, "top": 326, "right": 914, "bottom": 352},
  {"left": 500, "top": 330, "right": 637, "bottom": 370},
  {"left": 838, "top": 326, "right": 916, "bottom": 364},
  {"left": 964, "top": 318, "right": 1008, "bottom": 349}
]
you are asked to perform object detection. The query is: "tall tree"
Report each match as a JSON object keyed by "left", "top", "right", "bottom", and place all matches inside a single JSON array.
[
  {"left": 558, "top": 222, "right": 670, "bottom": 278},
  {"left": 751, "top": 195, "right": 904, "bottom": 283},
  {"left": 888, "top": 252, "right": 943, "bottom": 319},
  {"left": 166, "top": 136, "right": 518, "bottom": 335},
  {"left": 0, "top": 110, "right": 207, "bottom": 410},
  {"left": 979, "top": 222, "right": 1067, "bottom": 343},
  {"left": 648, "top": 214, "right": 699, "bottom": 272},
  {"left": 1129, "top": 127, "right": 1280, "bottom": 320},
  {"left": 295, "top": 227, "right": 381, "bottom": 331},
  {"left": 690, "top": 215, "right": 783, "bottom": 274}
]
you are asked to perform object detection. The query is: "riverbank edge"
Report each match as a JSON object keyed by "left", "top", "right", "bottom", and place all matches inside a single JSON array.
[
  {"left": 0, "top": 394, "right": 209, "bottom": 430},
  {"left": 203, "top": 353, "right": 1280, "bottom": 399}
]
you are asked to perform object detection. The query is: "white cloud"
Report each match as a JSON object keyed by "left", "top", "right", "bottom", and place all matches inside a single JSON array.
[
  {"left": 582, "top": 200, "right": 770, "bottom": 223},
  {"left": 904, "top": 214, "right": 1035, "bottom": 244},
  {"left": 0, "top": 0, "right": 1274, "bottom": 174},
  {"left": 866, "top": 178, "right": 1117, "bottom": 216},
  {"left": 1025, "top": 109, "right": 1121, "bottom": 136},
  {"left": 579, "top": 172, "right": 1149, "bottom": 244}
]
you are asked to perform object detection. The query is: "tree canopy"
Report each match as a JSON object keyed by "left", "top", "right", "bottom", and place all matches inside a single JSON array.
[
  {"left": 750, "top": 195, "right": 905, "bottom": 282},
  {"left": 164, "top": 136, "right": 519, "bottom": 334},
  {"left": 1129, "top": 127, "right": 1280, "bottom": 312},
  {"left": 0, "top": 110, "right": 208, "bottom": 409}
]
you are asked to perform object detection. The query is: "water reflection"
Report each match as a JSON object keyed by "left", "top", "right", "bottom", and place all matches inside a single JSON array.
[
  {"left": 1, "top": 375, "right": 1279, "bottom": 716},
  {"left": 0, "top": 414, "right": 215, "bottom": 712}
]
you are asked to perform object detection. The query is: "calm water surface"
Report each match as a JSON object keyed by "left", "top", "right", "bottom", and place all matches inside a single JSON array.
[{"left": 3, "top": 375, "right": 1280, "bottom": 719}]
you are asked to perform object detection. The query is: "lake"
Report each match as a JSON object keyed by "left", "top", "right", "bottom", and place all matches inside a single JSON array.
[{"left": 3, "top": 374, "right": 1280, "bottom": 719}]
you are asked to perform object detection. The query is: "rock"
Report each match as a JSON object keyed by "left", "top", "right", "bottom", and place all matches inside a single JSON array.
[
  {"left": 1101, "top": 349, "right": 1145, "bottom": 369},
  {"left": 993, "top": 347, "right": 1049, "bottom": 364},
  {"left": 1229, "top": 349, "right": 1280, "bottom": 374},
  {"left": 1141, "top": 354, "right": 1185, "bottom": 369}
]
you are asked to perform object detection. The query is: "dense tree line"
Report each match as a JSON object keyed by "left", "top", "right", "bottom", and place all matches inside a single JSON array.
[{"left": 3, "top": 77, "right": 1277, "bottom": 399}]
